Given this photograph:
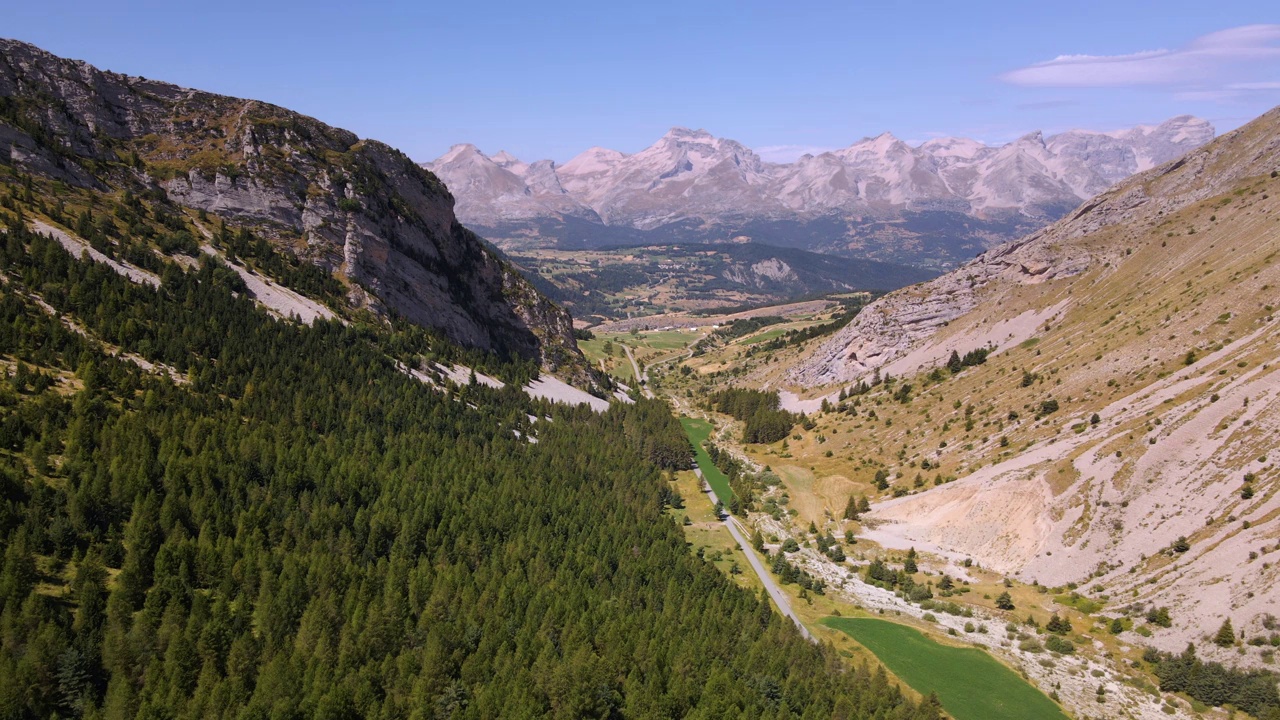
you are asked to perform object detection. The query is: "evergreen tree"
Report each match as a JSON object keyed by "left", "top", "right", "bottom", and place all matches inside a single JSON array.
[{"left": 1214, "top": 618, "right": 1236, "bottom": 647}]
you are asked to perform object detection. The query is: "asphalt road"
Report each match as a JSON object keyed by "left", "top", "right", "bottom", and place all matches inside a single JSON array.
[{"left": 694, "top": 467, "right": 815, "bottom": 642}]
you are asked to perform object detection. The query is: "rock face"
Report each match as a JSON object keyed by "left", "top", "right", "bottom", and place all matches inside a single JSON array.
[
  {"left": 425, "top": 120, "right": 1213, "bottom": 266},
  {"left": 0, "top": 39, "right": 582, "bottom": 374}
]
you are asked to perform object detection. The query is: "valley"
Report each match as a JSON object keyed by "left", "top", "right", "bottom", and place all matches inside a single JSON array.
[
  {"left": 2, "top": 15, "right": 1278, "bottom": 720},
  {"left": 512, "top": 241, "right": 933, "bottom": 323},
  {"left": 569, "top": 104, "right": 1280, "bottom": 719}
]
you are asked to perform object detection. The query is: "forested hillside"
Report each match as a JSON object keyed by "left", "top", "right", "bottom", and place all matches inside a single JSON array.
[{"left": 0, "top": 207, "right": 940, "bottom": 718}]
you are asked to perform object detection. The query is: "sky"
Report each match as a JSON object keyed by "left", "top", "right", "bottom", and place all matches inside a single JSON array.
[{"left": 5, "top": 0, "right": 1279, "bottom": 163}]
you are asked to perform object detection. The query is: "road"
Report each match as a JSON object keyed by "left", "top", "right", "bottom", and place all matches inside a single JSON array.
[
  {"left": 623, "top": 345, "right": 654, "bottom": 398},
  {"left": 632, "top": 335, "right": 811, "bottom": 640},
  {"left": 694, "top": 467, "right": 815, "bottom": 642}
]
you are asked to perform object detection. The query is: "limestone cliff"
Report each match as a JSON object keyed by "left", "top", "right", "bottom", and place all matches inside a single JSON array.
[{"left": 0, "top": 39, "right": 583, "bottom": 375}]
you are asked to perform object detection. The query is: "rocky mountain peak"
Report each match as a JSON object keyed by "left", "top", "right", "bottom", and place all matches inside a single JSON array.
[{"left": 428, "top": 118, "right": 1213, "bottom": 261}]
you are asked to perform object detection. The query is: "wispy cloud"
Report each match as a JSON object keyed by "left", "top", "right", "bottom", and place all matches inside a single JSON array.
[
  {"left": 756, "top": 144, "right": 837, "bottom": 163},
  {"left": 1000, "top": 24, "right": 1280, "bottom": 100}
]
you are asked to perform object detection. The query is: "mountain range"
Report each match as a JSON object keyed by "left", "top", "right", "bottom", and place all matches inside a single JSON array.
[{"left": 427, "top": 118, "right": 1214, "bottom": 268}]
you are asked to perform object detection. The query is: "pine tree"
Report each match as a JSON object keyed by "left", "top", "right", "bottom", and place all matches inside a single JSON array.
[
  {"left": 996, "top": 591, "right": 1015, "bottom": 610},
  {"left": 946, "top": 350, "right": 962, "bottom": 375},
  {"left": 1214, "top": 618, "right": 1236, "bottom": 647},
  {"left": 843, "top": 495, "right": 859, "bottom": 520},
  {"left": 903, "top": 547, "right": 918, "bottom": 574},
  {"left": 1046, "top": 613, "right": 1072, "bottom": 635}
]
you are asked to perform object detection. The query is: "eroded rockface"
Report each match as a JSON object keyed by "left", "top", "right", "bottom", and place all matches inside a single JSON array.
[{"left": 0, "top": 39, "right": 583, "bottom": 375}]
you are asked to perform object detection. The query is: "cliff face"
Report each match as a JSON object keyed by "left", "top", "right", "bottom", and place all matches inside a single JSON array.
[{"left": 0, "top": 39, "right": 582, "bottom": 374}]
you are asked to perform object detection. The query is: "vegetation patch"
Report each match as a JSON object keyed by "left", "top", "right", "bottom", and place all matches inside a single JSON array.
[
  {"left": 681, "top": 417, "right": 735, "bottom": 502},
  {"left": 823, "top": 617, "right": 1069, "bottom": 720}
]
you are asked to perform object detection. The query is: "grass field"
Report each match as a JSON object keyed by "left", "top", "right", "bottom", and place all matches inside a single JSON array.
[
  {"left": 621, "top": 330, "right": 691, "bottom": 350},
  {"left": 680, "top": 417, "right": 735, "bottom": 502},
  {"left": 740, "top": 327, "right": 791, "bottom": 345},
  {"left": 822, "top": 618, "right": 1068, "bottom": 720},
  {"left": 667, "top": 470, "right": 761, "bottom": 593},
  {"left": 576, "top": 337, "right": 634, "bottom": 382}
]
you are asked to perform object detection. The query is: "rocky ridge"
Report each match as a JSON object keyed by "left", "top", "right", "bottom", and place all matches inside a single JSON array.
[
  {"left": 787, "top": 107, "right": 1279, "bottom": 387},
  {"left": 0, "top": 39, "right": 583, "bottom": 375}
]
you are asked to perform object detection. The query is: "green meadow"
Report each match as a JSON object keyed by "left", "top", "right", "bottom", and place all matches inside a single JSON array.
[
  {"left": 680, "top": 417, "right": 734, "bottom": 502},
  {"left": 822, "top": 617, "right": 1068, "bottom": 720}
]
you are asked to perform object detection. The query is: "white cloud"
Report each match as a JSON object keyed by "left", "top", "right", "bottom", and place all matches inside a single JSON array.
[
  {"left": 755, "top": 144, "right": 838, "bottom": 163},
  {"left": 1001, "top": 24, "right": 1280, "bottom": 94}
]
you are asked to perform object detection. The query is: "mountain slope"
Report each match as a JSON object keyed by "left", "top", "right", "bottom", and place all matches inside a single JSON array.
[
  {"left": 0, "top": 39, "right": 582, "bottom": 374},
  {"left": 426, "top": 119, "right": 1214, "bottom": 267},
  {"left": 773, "top": 105, "right": 1280, "bottom": 661},
  {"left": 0, "top": 215, "right": 948, "bottom": 718}
]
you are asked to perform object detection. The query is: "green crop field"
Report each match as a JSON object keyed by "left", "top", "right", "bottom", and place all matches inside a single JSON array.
[
  {"left": 822, "top": 618, "right": 1068, "bottom": 720},
  {"left": 680, "top": 417, "right": 734, "bottom": 502}
]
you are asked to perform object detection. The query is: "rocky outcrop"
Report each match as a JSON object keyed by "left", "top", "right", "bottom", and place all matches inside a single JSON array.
[{"left": 0, "top": 39, "right": 583, "bottom": 374}]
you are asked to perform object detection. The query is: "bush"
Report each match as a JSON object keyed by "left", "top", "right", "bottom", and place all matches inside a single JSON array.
[
  {"left": 1045, "top": 635, "right": 1075, "bottom": 654},
  {"left": 1019, "top": 638, "right": 1044, "bottom": 653},
  {"left": 1146, "top": 606, "right": 1173, "bottom": 628}
]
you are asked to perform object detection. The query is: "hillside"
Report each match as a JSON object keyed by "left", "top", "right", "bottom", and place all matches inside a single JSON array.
[
  {"left": 0, "top": 40, "right": 952, "bottom": 720},
  {"left": 516, "top": 241, "right": 936, "bottom": 323},
  {"left": 0, "top": 39, "right": 583, "bottom": 375},
  {"left": 426, "top": 119, "right": 1213, "bottom": 268},
  {"left": 755, "top": 105, "right": 1280, "bottom": 660}
]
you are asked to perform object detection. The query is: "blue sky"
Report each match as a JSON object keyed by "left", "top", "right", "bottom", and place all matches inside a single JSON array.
[{"left": 5, "top": 0, "right": 1279, "bottom": 162}]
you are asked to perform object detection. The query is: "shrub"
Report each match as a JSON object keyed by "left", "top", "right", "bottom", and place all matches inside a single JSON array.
[{"left": 1045, "top": 635, "right": 1075, "bottom": 654}]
